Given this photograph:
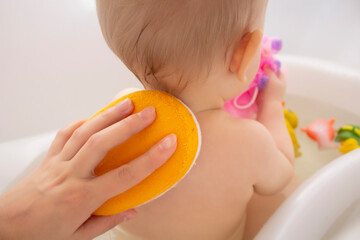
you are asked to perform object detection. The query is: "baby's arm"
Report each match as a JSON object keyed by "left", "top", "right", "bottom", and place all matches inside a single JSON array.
[
  {"left": 257, "top": 68, "right": 295, "bottom": 165},
  {"left": 231, "top": 68, "right": 295, "bottom": 196},
  {"left": 239, "top": 120, "right": 294, "bottom": 196}
]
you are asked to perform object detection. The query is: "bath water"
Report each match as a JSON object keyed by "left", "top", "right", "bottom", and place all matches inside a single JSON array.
[
  {"left": 284, "top": 94, "right": 360, "bottom": 181},
  {"left": 285, "top": 94, "right": 360, "bottom": 240}
]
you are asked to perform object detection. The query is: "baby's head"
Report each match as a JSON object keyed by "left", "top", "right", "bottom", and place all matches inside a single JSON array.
[{"left": 96, "top": 0, "right": 268, "bottom": 98}]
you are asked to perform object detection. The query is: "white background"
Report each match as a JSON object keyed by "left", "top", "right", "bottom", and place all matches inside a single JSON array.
[{"left": 1, "top": 0, "right": 359, "bottom": 142}]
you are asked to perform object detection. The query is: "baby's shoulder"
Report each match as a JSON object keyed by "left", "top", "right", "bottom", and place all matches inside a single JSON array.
[
  {"left": 197, "top": 110, "right": 266, "bottom": 139},
  {"left": 196, "top": 110, "right": 269, "bottom": 153}
]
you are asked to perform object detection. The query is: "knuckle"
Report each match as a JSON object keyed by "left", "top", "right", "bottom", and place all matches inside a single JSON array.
[
  {"left": 87, "top": 133, "right": 104, "bottom": 149},
  {"left": 145, "top": 148, "right": 162, "bottom": 170},
  {"left": 59, "top": 164, "right": 73, "bottom": 179},
  {"left": 123, "top": 113, "right": 140, "bottom": 125},
  {"left": 121, "top": 114, "right": 141, "bottom": 133},
  {"left": 117, "top": 164, "right": 137, "bottom": 183},
  {"left": 99, "top": 108, "right": 114, "bottom": 121},
  {"left": 57, "top": 119, "right": 85, "bottom": 139},
  {"left": 71, "top": 129, "right": 85, "bottom": 141},
  {"left": 56, "top": 128, "right": 71, "bottom": 140}
]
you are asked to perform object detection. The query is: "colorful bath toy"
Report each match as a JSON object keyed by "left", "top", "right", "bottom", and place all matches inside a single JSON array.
[
  {"left": 336, "top": 125, "right": 360, "bottom": 144},
  {"left": 339, "top": 138, "right": 360, "bottom": 154},
  {"left": 284, "top": 107, "right": 298, "bottom": 129},
  {"left": 86, "top": 90, "right": 201, "bottom": 215},
  {"left": 300, "top": 119, "right": 338, "bottom": 150},
  {"left": 224, "top": 35, "right": 282, "bottom": 119},
  {"left": 284, "top": 108, "right": 302, "bottom": 157},
  {"left": 335, "top": 125, "right": 360, "bottom": 154}
]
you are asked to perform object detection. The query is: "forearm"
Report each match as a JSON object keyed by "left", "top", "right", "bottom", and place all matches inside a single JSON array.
[
  {"left": 257, "top": 100, "right": 295, "bottom": 165},
  {"left": 0, "top": 198, "right": 13, "bottom": 240}
]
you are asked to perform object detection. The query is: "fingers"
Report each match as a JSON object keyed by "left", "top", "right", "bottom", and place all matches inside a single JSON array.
[
  {"left": 46, "top": 119, "right": 87, "bottom": 158},
  {"left": 72, "top": 106, "right": 158, "bottom": 177},
  {"left": 72, "top": 209, "right": 137, "bottom": 240},
  {"left": 91, "top": 134, "right": 177, "bottom": 201},
  {"left": 264, "top": 65, "right": 286, "bottom": 81},
  {"left": 264, "top": 65, "right": 277, "bottom": 79},
  {"left": 61, "top": 99, "right": 134, "bottom": 160},
  {"left": 277, "top": 69, "right": 286, "bottom": 82}
]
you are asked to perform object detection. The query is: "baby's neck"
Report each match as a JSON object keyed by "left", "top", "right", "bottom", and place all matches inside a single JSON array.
[
  {"left": 175, "top": 85, "right": 225, "bottom": 115},
  {"left": 145, "top": 78, "right": 226, "bottom": 115}
]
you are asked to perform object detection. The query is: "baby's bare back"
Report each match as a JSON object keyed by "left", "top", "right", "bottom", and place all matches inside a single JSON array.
[{"left": 119, "top": 110, "right": 259, "bottom": 240}]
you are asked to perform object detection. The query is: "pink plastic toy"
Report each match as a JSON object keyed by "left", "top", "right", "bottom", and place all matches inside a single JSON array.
[
  {"left": 300, "top": 119, "right": 339, "bottom": 150},
  {"left": 224, "top": 35, "right": 282, "bottom": 119}
]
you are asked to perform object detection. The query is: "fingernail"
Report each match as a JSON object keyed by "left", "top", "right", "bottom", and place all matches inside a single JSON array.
[
  {"left": 139, "top": 106, "right": 155, "bottom": 120},
  {"left": 118, "top": 98, "right": 132, "bottom": 111},
  {"left": 159, "top": 134, "right": 177, "bottom": 151}
]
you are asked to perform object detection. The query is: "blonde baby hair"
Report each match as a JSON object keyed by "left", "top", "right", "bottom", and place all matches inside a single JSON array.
[{"left": 96, "top": 0, "right": 254, "bottom": 94}]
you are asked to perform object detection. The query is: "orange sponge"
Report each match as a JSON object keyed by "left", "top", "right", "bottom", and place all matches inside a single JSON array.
[{"left": 87, "top": 90, "right": 201, "bottom": 215}]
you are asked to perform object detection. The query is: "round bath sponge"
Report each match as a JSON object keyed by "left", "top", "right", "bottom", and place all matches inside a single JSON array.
[{"left": 88, "top": 90, "right": 201, "bottom": 215}]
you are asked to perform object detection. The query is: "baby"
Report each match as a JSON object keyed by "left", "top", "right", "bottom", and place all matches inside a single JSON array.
[{"left": 96, "top": 0, "right": 298, "bottom": 239}]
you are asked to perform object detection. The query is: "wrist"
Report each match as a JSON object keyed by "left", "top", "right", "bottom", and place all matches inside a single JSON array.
[
  {"left": 257, "top": 99, "right": 284, "bottom": 125},
  {"left": 258, "top": 99, "right": 283, "bottom": 111},
  {"left": 0, "top": 209, "right": 12, "bottom": 239},
  {"left": 0, "top": 193, "right": 27, "bottom": 239}
]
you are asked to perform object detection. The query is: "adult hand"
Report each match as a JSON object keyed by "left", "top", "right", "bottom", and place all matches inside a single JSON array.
[{"left": 0, "top": 98, "right": 177, "bottom": 240}]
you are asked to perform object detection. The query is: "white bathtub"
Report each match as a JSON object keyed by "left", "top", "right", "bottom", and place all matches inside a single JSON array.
[
  {"left": 1, "top": 55, "right": 359, "bottom": 239},
  {"left": 1, "top": 0, "right": 359, "bottom": 238},
  {"left": 255, "top": 55, "right": 360, "bottom": 240}
]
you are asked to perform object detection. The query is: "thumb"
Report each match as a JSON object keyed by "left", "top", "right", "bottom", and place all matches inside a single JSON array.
[{"left": 72, "top": 209, "right": 137, "bottom": 240}]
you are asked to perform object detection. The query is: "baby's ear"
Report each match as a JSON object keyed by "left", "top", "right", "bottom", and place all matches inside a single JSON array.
[{"left": 229, "top": 29, "right": 263, "bottom": 82}]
